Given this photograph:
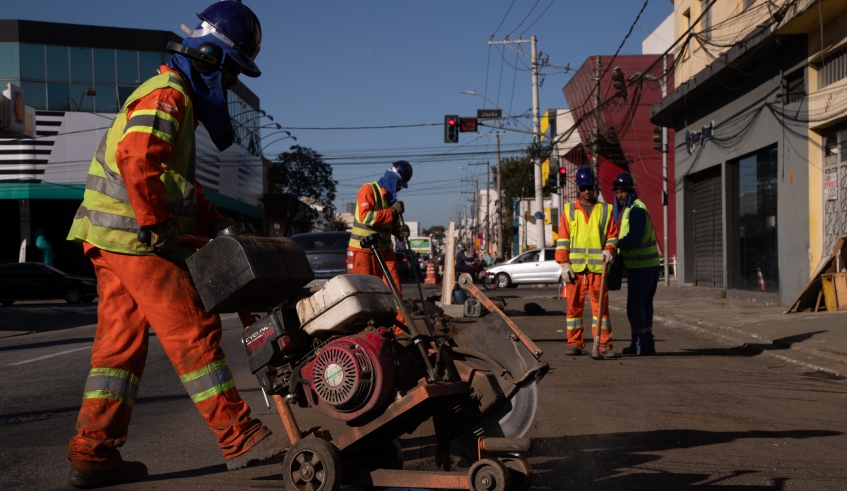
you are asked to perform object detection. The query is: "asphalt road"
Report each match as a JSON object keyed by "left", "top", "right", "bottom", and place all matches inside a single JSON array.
[{"left": 1, "top": 284, "right": 846, "bottom": 490}]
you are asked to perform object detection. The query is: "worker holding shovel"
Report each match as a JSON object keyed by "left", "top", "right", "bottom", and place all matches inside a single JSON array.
[{"left": 555, "top": 167, "right": 620, "bottom": 359}]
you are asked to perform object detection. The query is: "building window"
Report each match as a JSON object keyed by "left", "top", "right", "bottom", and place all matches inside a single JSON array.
[
  {"left": 702, "top": 0, "right": 714, "bottom": 42},
  {"left": 783, "top": 69, "right": 805, "bottom": 104},
  {"left": 94, "top": 85, "right": 118, "bottom": 113},
  {"left": 139, "top": 51, "right": 163, "bottom": 80},
  {"left": 731, "top": 146, "right": 779, "bottom": 292},
  {"left": 116, "top": 50, "right": 138, "bottom": 85},
  {"left": 71, "top": 84, "right": 95, "bottom": 112},
  {"left": 93, "top": 48, "right": 116, "bottom": 85},
  {"left": 20, "top": 43, "right": 45, "bottom": 81},
  {"left": 47, "top": 82, "right": 71, "bottom": 111},
  {"left": 20, "top": 81, "right": 46, "bottom": 110},
  {"left": 818, "top": 46, "right": 847, "bottom": 89},
  {"left": 682, "top": 10, "right": 692, "bottom": 59},
  {"left": 70, "top": 47, "right": 93, "bottom": 83},
  {"left": 46, "top": 45, "right": 69, "bottom": 82},
  {"left": 0, "top": 43, "right": 20, "bottom": 79}
]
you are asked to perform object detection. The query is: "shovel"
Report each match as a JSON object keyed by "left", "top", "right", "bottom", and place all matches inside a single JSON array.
[{"left": 590, "top": 262, "right": 609, "bottom": 360}]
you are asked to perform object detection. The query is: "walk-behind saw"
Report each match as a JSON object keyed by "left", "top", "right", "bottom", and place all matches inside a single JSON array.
[{"left": 185, "top": 225, "right": 548, "bottom": 491}]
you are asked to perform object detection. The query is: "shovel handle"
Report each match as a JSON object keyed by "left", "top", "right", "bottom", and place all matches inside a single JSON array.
[{"left": 591, "top": 262, "right": 609, "bottom": 358}]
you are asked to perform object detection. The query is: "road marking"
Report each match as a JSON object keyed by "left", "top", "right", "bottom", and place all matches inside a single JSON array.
[{"left": 8, "top": 345, "right": 92, "bottom": 366}]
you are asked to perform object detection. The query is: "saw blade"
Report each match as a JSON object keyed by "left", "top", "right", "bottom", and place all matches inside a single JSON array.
[{"left": 461, "top": 379, "right": 539, "bottom": 441}]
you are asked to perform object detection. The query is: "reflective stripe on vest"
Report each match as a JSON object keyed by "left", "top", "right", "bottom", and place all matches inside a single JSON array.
[
  {"left": 179, "top": 359, "right": 235, "bottom": 403},
  {"left": 619, "top": 199, "right": 660, "bottom": 268},
  {"left": 564, "top": 201, "right": 614, "bottom": 274},
  {"left": 348, "top": 182, "right": 393, "bottom": 250},
  {"left": 82, "top": 367, "right": 140, "bottom": 408},
  {"left": 67, "top": 72, "right": 197, "bottom": 259}
]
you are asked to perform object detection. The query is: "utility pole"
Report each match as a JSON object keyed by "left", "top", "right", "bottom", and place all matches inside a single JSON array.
[
  {"left": 489, "top": 36, "right": 544, "bottom": 249},
  {"left": 592, "top": 55, "right": 602, "bottom": 178},
  {"left": 662, "top": 54, "right": 670, "bottom": 286},
  {"left": 496, "top": 133, "right": 503, "bottom": 256}
]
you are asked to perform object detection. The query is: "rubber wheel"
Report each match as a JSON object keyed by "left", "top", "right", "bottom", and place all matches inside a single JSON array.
[
  {"left": 499, "top": 457, "right": 532, "bottom": 491},
  {"left": 283, "top": 438, "right": 342, "bottom": 491},
  {"left": 468, "top": 458, "right": 511, "bottom": 491},
  {"left": 0, "top": 300, "right": 14, "bottom": 306},
  {"left": 65, "top": 288, "right": 83, "bottom": 304},
  {"left": 496, "top": 273, "right": 511, "bottom": 289}
]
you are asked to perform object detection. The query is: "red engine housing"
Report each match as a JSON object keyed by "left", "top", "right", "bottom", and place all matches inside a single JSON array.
[{"left": 300, "top": 328, "right": 395, "bottom": 422}]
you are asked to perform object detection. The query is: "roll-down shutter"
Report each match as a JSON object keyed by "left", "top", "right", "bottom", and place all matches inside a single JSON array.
[{"left": 693, "top": 169, "right": 724, "bottom": 287}]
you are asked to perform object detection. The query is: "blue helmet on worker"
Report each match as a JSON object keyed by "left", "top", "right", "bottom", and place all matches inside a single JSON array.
[
  {"left": 575, "top": 167, "right": 597, "bottom": 187},
  {"left": 612, "top": 171, "right": 635, "bottom": 191}
]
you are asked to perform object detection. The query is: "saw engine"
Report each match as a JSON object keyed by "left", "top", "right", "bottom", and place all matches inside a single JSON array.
[{"left": 299, "top": 328, "right": 396, "bottom": 421}]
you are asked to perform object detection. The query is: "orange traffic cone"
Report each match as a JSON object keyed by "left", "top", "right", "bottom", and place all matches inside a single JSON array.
[
  {"left": 757, "top": 268, "right": 766, "bottom": 291},
  {"left": 424, "top": 261, "right": 437, "bottom": 285}
]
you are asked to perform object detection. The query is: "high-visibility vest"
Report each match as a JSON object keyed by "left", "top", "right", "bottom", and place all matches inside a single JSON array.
[
  {"left": 562, "top": 201, "right": 616, "bottom": 274},
  {"left": 348, "top": 182, "right": 393, "bottom": 250},
  {"left": 619, "top": 199, "right": 660, "bottom": 268},
  {"left": 67, "top": 72, "right": 197, "bottom": 260}
]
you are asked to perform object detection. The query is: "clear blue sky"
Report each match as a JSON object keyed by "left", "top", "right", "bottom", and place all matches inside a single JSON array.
[{"left": 6, "top": 0, "right": 673, "bottom": 230}]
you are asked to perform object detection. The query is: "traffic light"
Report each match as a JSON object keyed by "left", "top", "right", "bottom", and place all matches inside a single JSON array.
[
  {"left": 653, "top": 125, "right": 663, "bottom": 152},
  {"left": 547, "top": 165, "right": 559, "bottom": 188},
  {"left": 612, "top": 66, "right": 627, "bottom": 101},
  {"left": 459, "top": 117, "right": 478, "bottom": 133},
  {"left": 444, "top": 115, "right": 459, "bottom": 143}
]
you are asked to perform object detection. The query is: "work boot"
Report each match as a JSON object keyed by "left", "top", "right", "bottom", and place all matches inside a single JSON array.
[
  {"left": 643, "top": 332, "right": 656, "bottom": 355},
  {"left": 565, "top": 346, "right": 583, "bottom": 356},
  {"left": 67, "top": 460, "right": 147, "bottom": 489},
  {"left": 601, "top": 349, "right": 621, "bottom": 359},
  {"left": 621, "top": 334, "right": 643, "bottom": 355},
  {"left": 226, "top": 431, "right": 289, "bottom": 471}
]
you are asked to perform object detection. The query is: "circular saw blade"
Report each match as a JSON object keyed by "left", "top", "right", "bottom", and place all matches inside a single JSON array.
[{"left": 462, "top": 379, "right": 540, "bottom": 441}]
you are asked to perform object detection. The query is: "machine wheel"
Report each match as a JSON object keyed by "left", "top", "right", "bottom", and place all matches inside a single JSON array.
[
  {"left": 65, "top": 288, "right": 83, "bottom": 304},
  {"left": 496, "top": 273, "right": 511, "bottom": 289},
  {"left": 283, "top": 438, "right": 342, "bottom": 491},
  {"left": 499, "top": 457, "right": 532, "bottom": 491},
  {"left": 468, "top": 458, "right": 511, "bottom": 491}
]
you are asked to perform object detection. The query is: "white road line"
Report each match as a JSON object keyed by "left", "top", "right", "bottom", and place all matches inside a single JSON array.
[{"left": 8, "top": 345, "right": 92, "bottom": 366}]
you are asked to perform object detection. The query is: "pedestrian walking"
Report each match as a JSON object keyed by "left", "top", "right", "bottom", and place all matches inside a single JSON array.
[
  {"left": 612, "top": 172, "right": 661, "bottom": 355},
  {"left": 64, "top": 3, "right": 285, "bottom": 488},
  {"left": 555, "top": 167, "right": 619, "bottom": 359}
]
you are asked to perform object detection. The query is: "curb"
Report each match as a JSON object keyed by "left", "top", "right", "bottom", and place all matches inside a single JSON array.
[{"left": 606, "top": 303, "right": 847, "bottom": 380}]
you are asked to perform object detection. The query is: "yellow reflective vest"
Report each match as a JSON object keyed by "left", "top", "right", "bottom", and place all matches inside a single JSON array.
[
  {"left": 618, "top": 199, "right": 660, "bottom": 268},
  {"left": 348, "top": 182, "right": 394, "bottom": 250},
  {"left": 561, "top": 201, "right": 616, "bottom": 274},
  {"left": 67, "top": 71, "right": 197, "bottom": 260}
]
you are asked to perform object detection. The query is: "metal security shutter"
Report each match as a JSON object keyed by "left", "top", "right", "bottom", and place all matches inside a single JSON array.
[{"left": 693, "top": 169, "right": 724, "bottom": 287}]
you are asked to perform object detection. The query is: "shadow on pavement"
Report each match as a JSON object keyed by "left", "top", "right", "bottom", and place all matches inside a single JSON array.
[
  {"left": 531, "top": 428, "right": 840, "bottom": 489},
  {"left": 0, "top": 337, "right": 94, "bottom": 352},
  {"left": 651, "top": 331, "right": 828, "bottom": 359},
  {"left": 146, "top": 454, "right": 286, "bottom": 482}
]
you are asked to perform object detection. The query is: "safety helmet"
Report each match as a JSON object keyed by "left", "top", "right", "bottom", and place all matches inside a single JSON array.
[
  {"left": 457, "top": 243, "right": 465, "bottom": 251},
  {"left": 612, "top": 172, "right": 635, "bottom": 191},
  {"left": 187, "top": 1, "right": 263, "bottom": 77},
  {"left": 390, "top": 160, "right": 413, "bottom": 188},
  {"left": 575, "top": 167, "right": 596, "bottom": 187}
]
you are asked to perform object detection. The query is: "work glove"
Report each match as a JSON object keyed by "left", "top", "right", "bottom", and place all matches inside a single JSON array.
[
  {"left": 602, "top": 249, "right": 615, "bottom": 266},
  {"left": 560, "top": 262, "right": 576, "bottom": 284},
  {"left": 390, "top": 200, "right": 405, "bottom": 218},
  {"left": 399, "top": 224, "right": 411, "bottom": 238},
  {"left": 210, "top": 218, "right": 235, "bottom": 237},
  {"left": 140, "top": 220, "right": 178, "bottom": 254}
]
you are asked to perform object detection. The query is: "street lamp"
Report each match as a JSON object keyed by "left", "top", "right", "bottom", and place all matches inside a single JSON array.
[
  {"left": 70, "top": 88, "right": 96, "bottom": 112},
  {"left": 260, "top": 133, "right": 297, "bottom": 154}
]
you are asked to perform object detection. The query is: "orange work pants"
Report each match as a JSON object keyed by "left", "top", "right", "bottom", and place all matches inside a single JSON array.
[
  {"left": 68, "top": 246, "right": 268, "bottom": 470},
  {"left": 347, "top": 248, "right": 405, "bottom": 330},
  {"left": 564, "top": 271, "right": 613, "bottom": 350}
]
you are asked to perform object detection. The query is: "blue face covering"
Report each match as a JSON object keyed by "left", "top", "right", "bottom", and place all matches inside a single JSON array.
[
  {"left": 614, "top": 189, "right": 638, "bottom": 219},
  {"left": 377, "top": 170, "right": 404, "bottom": 204},
  {"left": 168, "top": 37, "right": 234, "bottom": 152}
]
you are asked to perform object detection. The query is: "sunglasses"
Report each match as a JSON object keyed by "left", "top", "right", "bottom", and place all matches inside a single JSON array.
[{"left": 579, "top": 186, "right": 595, "bottom": 192}]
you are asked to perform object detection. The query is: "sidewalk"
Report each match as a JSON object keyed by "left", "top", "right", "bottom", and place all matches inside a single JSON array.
[{"left": 606, "top": 282, "right": 847, "bottom": 376}]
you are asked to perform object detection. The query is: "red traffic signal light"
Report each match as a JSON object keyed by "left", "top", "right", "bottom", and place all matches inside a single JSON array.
[
  {"left": 444, "top": 115, "right": 459, "bottom": 143},
  {"left": 448, "top": 117, "right": 457, "bottom": 126},
  {"left": 558, "top": 167, "right": 567, "bottom": 176},
  {"left": 459, "top": 117, "right": 478, "bottom": 133}
]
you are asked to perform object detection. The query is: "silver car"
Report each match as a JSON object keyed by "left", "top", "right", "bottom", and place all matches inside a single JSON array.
[
  {"left": 291, "top": 232, "right": 351, "bottom": 280},
  {"left": 486, "top": 248, "right": 561, "bottom": 288}
]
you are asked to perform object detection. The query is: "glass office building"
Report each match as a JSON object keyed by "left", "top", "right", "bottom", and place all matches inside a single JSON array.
[{"left": 0, "top": 20, "right": 265, "bottom": 274}]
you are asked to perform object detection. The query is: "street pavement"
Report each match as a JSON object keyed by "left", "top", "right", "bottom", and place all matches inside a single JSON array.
[{"left": 1, "top": 279, "right": 846, "bottom": 489}]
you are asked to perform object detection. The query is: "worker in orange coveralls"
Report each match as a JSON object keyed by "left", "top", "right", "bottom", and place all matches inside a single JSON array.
[
  {"left": 63, "top": 3, "right": 285, "bottom": 488},
  {"left": 555, "top": 167, "right": 620, "bottom": 360},
  {"left": 347, "top": 161, "right": 413, "bottom": 330}
]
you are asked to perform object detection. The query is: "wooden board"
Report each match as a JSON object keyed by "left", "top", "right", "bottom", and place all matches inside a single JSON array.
[{"left": 835, "top": 273, "right": 847, "bottom": 311}]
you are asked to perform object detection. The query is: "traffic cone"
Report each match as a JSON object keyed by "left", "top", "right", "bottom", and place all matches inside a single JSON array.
[
  {"left": 757, "top": 268, "right": 766, "bottom": 291},
  {"left": 424, "top": 261, "right": 437, "bottom": 285}
]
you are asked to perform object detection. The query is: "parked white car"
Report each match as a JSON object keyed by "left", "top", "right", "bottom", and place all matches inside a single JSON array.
[{"left": 486, "top": 248, "right": 562, "bottom": 288}]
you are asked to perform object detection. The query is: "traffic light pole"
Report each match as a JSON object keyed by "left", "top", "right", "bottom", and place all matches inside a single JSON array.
[{"left": 662, "top": 54, "right": 670, "bottom": 286}]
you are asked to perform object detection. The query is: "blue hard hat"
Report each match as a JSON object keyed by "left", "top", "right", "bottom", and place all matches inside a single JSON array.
[
  {"left": 612, "top": 171, "right": 635, "bottom": 191},
  {"left": 192, "top": 1, "right": 263, "bottom": 77},
  {"left": 391, "top": 160, "right": 413, "bottom": 188},
  {"left": 575, "top": 167, "right": 596, "bottom": 187}
]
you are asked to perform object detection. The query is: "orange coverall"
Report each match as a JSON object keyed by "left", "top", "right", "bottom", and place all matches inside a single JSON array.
[
  {"left": 555, "top": 200, "right": 619, "bottom": 351},
  {"left": 346, "top": 183, "right": 405, "bottom": 329},
  {"left": 68, "top": 66, "right": 268, "bottom": 470}
]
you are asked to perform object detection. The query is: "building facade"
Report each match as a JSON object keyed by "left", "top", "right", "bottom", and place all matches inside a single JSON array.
[
  {"left": 0, "top": 20, "right": 265, "bottom": 274},
  {"left": 651, "top": 0, "right": 847, "bottom": 305}
]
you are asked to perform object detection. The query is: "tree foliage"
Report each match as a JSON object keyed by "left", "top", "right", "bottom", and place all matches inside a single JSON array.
[
  {"left": 422, "top": 225, "right": 446, "bottom": 241},
  {"left": 267, "top": 145, "right": 338, "bottom": 225}
]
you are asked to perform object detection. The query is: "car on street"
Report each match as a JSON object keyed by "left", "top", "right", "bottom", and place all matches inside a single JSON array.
[
  {"left": 485, "top": 248, "right": 562, "bottom": 289},
  {"left": 291, "top": 232, "right": 351, "bottom": 280},
  {"left": 0, "top": 262, "right": 98, "bottom": 305},
  {"left": 393, "top": 250, "right": 414, "bottom": 280}
]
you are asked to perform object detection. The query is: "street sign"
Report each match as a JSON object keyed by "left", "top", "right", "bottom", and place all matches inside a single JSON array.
[{"left": 477, "top": 109, "right": 502, "bottom": 119}]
